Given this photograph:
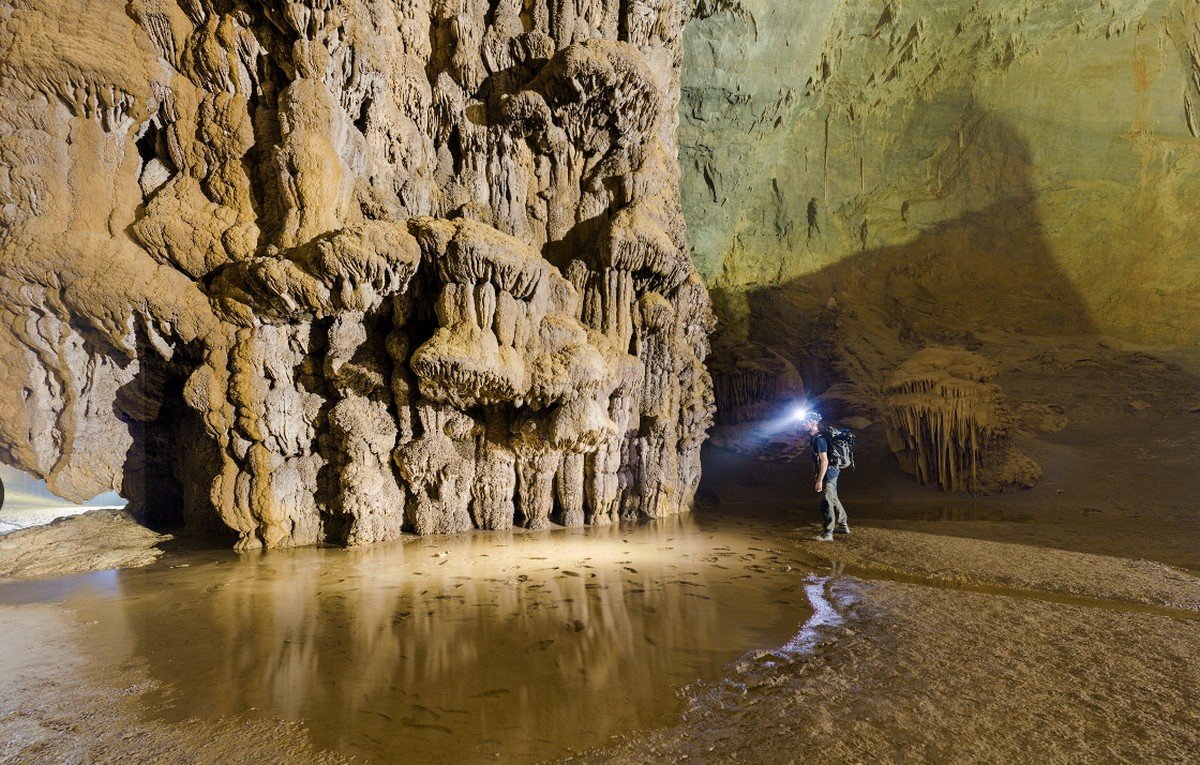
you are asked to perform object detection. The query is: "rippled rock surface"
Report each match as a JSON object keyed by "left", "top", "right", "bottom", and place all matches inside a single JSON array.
[{"left": 0, "top": 1, "right": 714, "bottom": 548}]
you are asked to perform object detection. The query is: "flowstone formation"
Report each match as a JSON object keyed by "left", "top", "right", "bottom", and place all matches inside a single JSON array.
[
  {"left": 882, "top": 348, "right": 1040, "bottom": 494},
  {"left": 0, "top": 1, "right": 713, "bottom": 549}
]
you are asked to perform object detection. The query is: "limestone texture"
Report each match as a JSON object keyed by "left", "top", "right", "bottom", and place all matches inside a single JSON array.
[
  {"left": 0, "top": 509, "right": 169, "bottom": 580},
  {"left": 0, "top": 1, "right": 714, "bottom": 548},
  {"left": 682, "top": 0, "right": 1200, "bottom": 486},
  {"left": 882, "top": 347, "right": 1040, "bottom": 493},
  {"left": 707, "top": 337, "right": 801, "bottom": 426},
  {"left": 684, "top": 0, "right": 1200, "bottom": 346}
]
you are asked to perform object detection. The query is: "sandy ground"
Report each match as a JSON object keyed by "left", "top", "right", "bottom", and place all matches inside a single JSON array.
[
  {"left": 577, "top": 338, "right": 1200, "bottom": 764},
  {"left": 578, "top": 573, "right": 1200, "bottom": 765},
  {"left": 577, "top": 496, "right": 1200, "bottom": 763},
  {"left": 793, "top": 526, "right": 1200, "bottom": 612}
]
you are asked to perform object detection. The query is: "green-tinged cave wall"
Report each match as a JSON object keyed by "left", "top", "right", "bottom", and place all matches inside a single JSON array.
[
  {"left": 682, "top": 0, "right": 1200, "bottom": 494},
  {"left": 681, "top": 0, "right": 1200, "bottom": 359}
]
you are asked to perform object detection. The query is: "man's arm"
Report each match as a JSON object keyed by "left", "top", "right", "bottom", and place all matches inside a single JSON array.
[{"left": 815, "top": 452, "right": 828, "bottom": 492}]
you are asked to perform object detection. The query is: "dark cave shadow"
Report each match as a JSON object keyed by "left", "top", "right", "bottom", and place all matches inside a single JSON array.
[
  {"left": 700, "top": 113, "right": 1200, "bottom": 560},
  {"left": 114, "top": 330, "right": 238, "bottom": 546},
  {"left": 735, "top": 112, "right": 1097, "bottom": 400}
]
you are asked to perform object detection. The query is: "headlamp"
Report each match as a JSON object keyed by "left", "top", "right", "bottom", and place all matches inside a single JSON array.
[{"left": 790, "top": 405, "right": 820, "bottom": 423}]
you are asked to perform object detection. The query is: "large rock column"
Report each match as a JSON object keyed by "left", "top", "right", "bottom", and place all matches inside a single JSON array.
[{"left": 0, "top": 0, "right": 713, "bottom": 547}]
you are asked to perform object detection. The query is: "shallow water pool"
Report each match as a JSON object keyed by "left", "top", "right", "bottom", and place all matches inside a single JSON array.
[{"left": 0, "top": 513, "right": 816, "bottom": 763}]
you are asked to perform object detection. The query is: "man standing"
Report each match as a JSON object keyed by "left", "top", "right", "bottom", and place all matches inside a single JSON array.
[{"left": 801, "top": 412, "right": 849, "bottom": 541}]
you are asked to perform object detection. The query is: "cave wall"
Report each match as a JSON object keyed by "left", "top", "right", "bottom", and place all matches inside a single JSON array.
[
  {"left": 682, "top": 0, "right": 1200, "bottom": 360},
  {"left": 0, "top": 0, "right": 714, "bottom": 548}
]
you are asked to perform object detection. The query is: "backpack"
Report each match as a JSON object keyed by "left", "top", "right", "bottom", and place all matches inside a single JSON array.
[{"left": 823, "top": 425, "right": 856, "bottom": 470}]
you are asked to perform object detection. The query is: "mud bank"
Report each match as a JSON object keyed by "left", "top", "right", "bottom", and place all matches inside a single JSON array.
[
  {"left": 0, "top": 510, "right": 170, "bottom": 581},
  {"left": 581, "top": 572, "right": 1200, "bottom": 764},
  {"left": 794, "top": 526, "right": 1200, "bottom": 613},
  {"left": 575, "top": 448, "right": 1200, "bottom": 764}
]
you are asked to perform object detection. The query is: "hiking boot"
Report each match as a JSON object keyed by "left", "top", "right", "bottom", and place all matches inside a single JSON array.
[
  {"left": 814, "top": 532, "right": 835, "bottom": 542},
  {"left": 835, "top": 525, "right": 851, "bottom": 535}
]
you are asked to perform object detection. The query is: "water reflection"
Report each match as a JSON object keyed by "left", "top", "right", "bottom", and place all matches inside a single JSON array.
[{"left": 60, "top": 515, "right": 810, "bottom": 763}]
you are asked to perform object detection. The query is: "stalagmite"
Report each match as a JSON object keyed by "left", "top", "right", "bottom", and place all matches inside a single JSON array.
[{"left": 0, "top": 0, "right": 714, "bottom": 548}]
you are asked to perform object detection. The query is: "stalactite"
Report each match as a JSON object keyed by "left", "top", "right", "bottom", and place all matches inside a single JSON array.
[
  {"left": 0, "top": 0, "right": 713, "bottom": 547},
  {"left": 708, "top": 342, "right": 803, "bottom": 426},
  {"left": 882, "top": 347, "right": 1041, "bottom": 494}
]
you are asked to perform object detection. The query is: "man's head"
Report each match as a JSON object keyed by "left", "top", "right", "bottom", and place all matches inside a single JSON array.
[{"left": 799, "top": 410, "right": 822, "bottom": 436}]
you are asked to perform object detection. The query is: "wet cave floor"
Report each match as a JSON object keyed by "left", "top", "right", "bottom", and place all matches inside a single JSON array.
[
  {"left": 2, "top": 444, "right": 1199, "bottom": 764},
  {"left": 0, "top": 507, "right": 824, "bottom": 764}
]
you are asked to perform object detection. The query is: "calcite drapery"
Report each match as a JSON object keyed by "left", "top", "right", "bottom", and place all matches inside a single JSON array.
[
  {"left": 882, "top": 348, "right": 1040, "bottom": 494},
  {"left": 0, "top": 1, "right": 714, "bottom": 548},
  {"left": 708, "top": 341, "right": 803, "bottom": 426}
]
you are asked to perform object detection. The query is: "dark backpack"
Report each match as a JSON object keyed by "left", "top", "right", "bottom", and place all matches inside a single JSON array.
[{"left": 824, "top": 425, "right": 856, "bottom": 469}]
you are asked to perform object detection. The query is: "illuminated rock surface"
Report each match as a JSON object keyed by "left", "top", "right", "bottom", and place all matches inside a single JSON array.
[
  {"left": 684, "top": 0, "right": 1200, "bottom": 468},
  {"left": 0, "top": 1, "right": 713, "bottom": 547},
  {"left": 882, "top": 347, "right": 1040, "bottom": 493},
  {"left": 0, "top": 509, "right": 169, "bottom": 580}
]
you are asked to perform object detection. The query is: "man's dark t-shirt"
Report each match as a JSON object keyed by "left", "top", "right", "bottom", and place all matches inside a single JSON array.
[{"left": 811, "top": 433, "right": 839, "bottom": 477}]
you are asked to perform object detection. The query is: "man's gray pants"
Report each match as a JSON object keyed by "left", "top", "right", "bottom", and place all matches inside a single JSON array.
[{"left": 821, "top": 469, "right": 848, "bottom": 534}]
